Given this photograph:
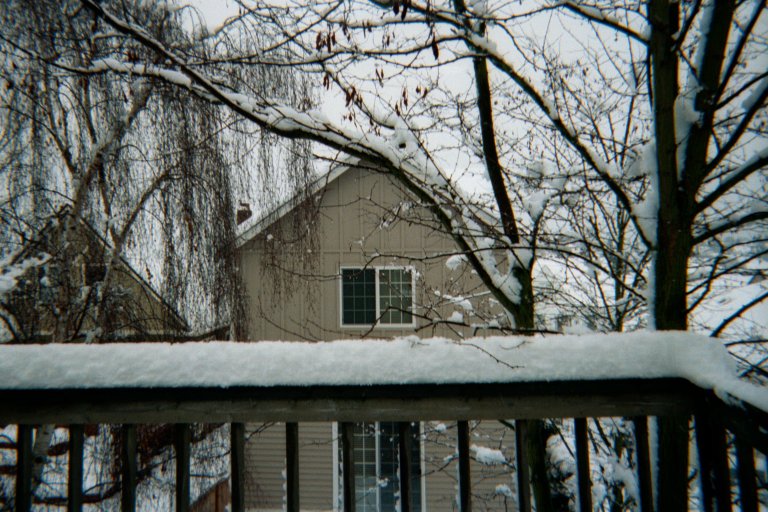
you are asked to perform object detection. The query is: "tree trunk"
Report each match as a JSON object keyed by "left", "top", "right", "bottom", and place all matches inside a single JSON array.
[
  {"left": 654, "top": 226, "right": 691, "bottom": 331},
  {"left": 648, "top": 0, "right": 689, "bottom": 332},
  {"left": 526, "top": 420, "right": 554, "bottom": 512},
  {"left": 648, "top": 2, "right": 691, "bottom": 510},
  {"left": 512, "top": 268, "right": 551, "bottom": 510}
]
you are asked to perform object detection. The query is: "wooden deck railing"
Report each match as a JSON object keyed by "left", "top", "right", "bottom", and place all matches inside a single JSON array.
[{"left": 1, "top": 377, "right": 766, "bottom": 511}]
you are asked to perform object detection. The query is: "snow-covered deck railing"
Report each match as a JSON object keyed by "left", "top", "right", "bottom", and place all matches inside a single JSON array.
[{"left": 1, "top": 333, "right": 766, "bottom": 512}]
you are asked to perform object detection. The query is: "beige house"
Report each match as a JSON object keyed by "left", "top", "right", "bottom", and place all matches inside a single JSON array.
[{"left": 236, "top": 162, "right": 517, "bottom": 511}]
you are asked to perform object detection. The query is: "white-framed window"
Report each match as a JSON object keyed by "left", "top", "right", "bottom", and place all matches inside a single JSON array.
[
  {"left": 340, "top": 267, "right": 415, "bottom": 327},
  {"left": 333, "top": 422, "right": 424, "bottom": 512}
]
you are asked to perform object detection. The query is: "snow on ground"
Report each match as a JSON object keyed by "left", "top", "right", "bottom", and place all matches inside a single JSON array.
[{"left": 0, "top": 332, "right": 766, "bottom": 412}]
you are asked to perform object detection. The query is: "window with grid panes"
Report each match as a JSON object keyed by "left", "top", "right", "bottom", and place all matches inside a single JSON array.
[
  {"left": 341, "top": 268, "right": 414, "bottom": 326},
  {"left": 348, "top": 422, "right": 422, "bottom": 512}
]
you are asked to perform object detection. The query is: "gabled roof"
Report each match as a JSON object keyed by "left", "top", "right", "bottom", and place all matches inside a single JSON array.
[
  {"left": 235, "top": 163, "right": 355, "bottom": 248},
  {"left": 10, "top": 206, "right": 189, "bottom": 333}
]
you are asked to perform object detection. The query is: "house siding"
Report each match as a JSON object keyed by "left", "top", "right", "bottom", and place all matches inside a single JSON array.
[
  {"left": 239, "top": 165, "right": 513, "bottom": 510},
  {"left": 240, "top": 165, "right": 499, "bottom": 342},
  {"left": 245, "top": 423, "right": 334, "bottom": 512}
]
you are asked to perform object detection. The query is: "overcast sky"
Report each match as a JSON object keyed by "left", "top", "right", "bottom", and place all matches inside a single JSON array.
[{"left": 186, "top": 0, "right": 238, "bottom": 31}]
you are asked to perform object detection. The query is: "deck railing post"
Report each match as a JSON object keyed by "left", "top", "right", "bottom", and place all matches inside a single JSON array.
[
  {"left": 657, "top": 415, "right": 690, "bottom": 512},
  {"left": 457, "top": 420, "right": 471, "bottom": 512},
  {"left": 175, "top": 423, "right": 191, "bottom": 512},
  {"left": 735, "top": 438, "right": 757, "bottom": 512},
  {"left": 632, "top": 417, "right": 654, "bottom": 512},
  {"left": 230, "top": 423, "right": 246, "bottom": 512},
  {"left": 68, "top": 424, "right": 84, "bottom": 512},
  {"left": 527, "top": 420, "right": 554, "bottom": 512},
  {"left": 340, "top": 422, "right": 355, "bottom": 512},
  {"left": 398, "top": 422, "right": 413, "bottom": 512},
  {"left": 515, "top": 420, "right": 532, "bottom": 512},
  {"left": 15, "top": 424, "right": 33, "bottom": 512},
  {"left": 574, "top": 418, "right": 592, "bottom": 512},
  {"left": 695, "top": 413, "right": 731, "bottom": 512},
  {"left": 285, "top": 422, "right": 299, "bottom": 512},
  {"left": 121, "top": 424, "right": 137, "bottom": 512}
]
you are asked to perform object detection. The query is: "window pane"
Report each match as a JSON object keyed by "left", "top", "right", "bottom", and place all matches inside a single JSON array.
[
  {"left": 342, "top": 269, "right": 376, "bottom": 325},
  {"left": 378, "top": 269, "right": 413, "bottom": 325},
  {"left": 354, "top": 423, "right": 378, "bottom": 511},
  {"left": 378, "top": 422, "right": 422, "bottom": 512},
  {"left": 347, "top": 422, "right": 422, "bottom": 512},
  {"left": 379, "top": 422, "right": 398, "bottom": 510}
]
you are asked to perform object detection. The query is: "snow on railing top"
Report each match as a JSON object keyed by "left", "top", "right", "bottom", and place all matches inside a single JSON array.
[{"left": 1, "top": 332, "right": 765, "bottom": 412}]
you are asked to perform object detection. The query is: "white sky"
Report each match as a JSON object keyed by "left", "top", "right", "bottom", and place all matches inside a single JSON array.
[{"left": 186, "top": 0, "right": 237, "bottom": 30}]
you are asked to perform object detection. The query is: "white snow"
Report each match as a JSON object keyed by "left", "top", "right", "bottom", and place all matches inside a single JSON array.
[
  {"left": 523, "top": 191, "right": 550, "bottom": 221},
  {"left": 626, "top": 142, "right": 657, "bottom": 179},
  {"left": 0, "top": 332, "right": 765, "bottom": 412},
  {"left": 632, "top": 196, "right": 658, "bottom": 245},
  {"left": 566, "top": 2, "right": 605, "bottom": 20},
  {"left": 447, "top": 311, "right": 464, "bottom": 323},
  {"left": 445, "top": 254, "right": 466, "bottom": 271},
  {"left": 434, "top": 291, "right": 474, "bottom": 312},
  {"left": 468, "top": 0, "right": 489, "bottom": 17},
  {"left": 0, "top": 254, "right": 50, "bottom": 296},
  {"left": 471, "top": 445, "right": 507, "bottom": 465},
  {"left": 674, "top": 89, "right": 701, "bottom": 178},
  {"left": 741, "top": 77, "right": 768, "bottom": 112}
]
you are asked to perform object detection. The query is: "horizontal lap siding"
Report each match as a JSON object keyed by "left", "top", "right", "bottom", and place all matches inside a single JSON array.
[
  {"left": 242, "top": 166, "right": 497, "bottom": 343},
  {"left": 245, "top": 422, "right": 284, "bottom": 511},
  {"left": 244, "top": 422, "right": 334, "bottom": 512},
  {"left": 424, "top": 421, "right": 517, "bottom": 511},
  {"left": 299, "top": 422, "right": 334, "bottom": 511},
  {"left": 240, "top": 166, "right": 512, "bottom": 510}
]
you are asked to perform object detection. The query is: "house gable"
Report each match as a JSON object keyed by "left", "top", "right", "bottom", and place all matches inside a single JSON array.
[
  {"left": 238, "top": 164, "right": 498, "bottom": 342},
  {"left": 3, "top": 210, "right": 188, "bottom": 342},
  {"left": 237, "top": 164, "right": 512, "bottom": 512}
]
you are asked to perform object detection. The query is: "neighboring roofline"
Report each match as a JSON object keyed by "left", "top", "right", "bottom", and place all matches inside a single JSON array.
[
  {"left": 12, "top": 206, "right": 190, "bottom": 332},
  {"left": 235, "top": 162, "right": 356, "bottom": 248},
  {"left": 72, "top": 213, "right": 190, "bottom": 332}
]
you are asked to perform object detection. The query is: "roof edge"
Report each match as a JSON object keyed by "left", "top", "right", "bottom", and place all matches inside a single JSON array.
[{"left": 235, "top": 162, "right": 357, "bottom": 248}]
